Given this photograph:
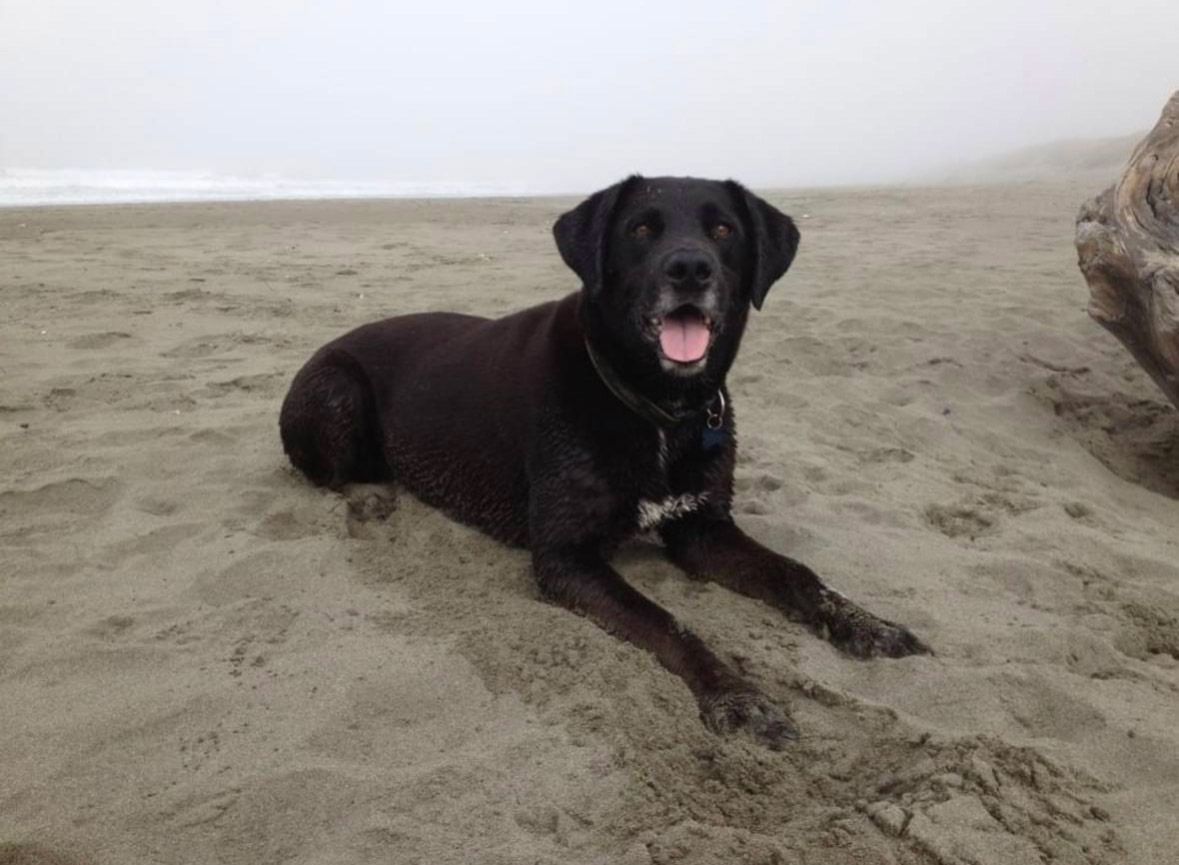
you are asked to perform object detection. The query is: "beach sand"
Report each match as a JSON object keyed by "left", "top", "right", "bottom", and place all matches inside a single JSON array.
[{"left": 2, "top": 183, "right": 1177, "bottom": 864}]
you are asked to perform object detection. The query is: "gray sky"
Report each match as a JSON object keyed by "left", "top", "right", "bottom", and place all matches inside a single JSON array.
[{"left": 1, "top": 0, "right": 1176, "bottom": 191}]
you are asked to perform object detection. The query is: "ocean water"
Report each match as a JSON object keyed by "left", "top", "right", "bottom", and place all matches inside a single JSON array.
[{"left": 0, "top": 168, "right": 543, "bottom": 207}]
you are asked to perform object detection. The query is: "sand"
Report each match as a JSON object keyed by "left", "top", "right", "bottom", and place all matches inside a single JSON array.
[{"left": 1, "top": 183, "right": 1178, "bottom": 865}]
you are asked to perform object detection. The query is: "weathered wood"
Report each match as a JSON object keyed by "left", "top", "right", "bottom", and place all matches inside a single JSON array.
[{"left": 1076, "top": 91, "right": 1179, "bottom": 410}]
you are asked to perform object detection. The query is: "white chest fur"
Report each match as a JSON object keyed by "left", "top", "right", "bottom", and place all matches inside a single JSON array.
[
  {"left": 636, "top": 428, "right": 710, "bottom": 531},
  {"left": 636, "top": 492, "right": 708, "bottom": 530}
]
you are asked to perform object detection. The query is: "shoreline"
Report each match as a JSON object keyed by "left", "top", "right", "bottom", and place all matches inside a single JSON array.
[{"left": 0, "top": 175, "right": 1118, "bottom": 212}]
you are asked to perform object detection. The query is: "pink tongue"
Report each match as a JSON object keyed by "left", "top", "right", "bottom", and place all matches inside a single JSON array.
[{"left": 659, "top": 315, "right": 710, "bottom": 363}]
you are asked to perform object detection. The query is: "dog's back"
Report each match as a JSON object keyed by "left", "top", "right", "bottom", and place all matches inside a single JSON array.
[{"left": 280, "top": 294, "right": 579, "bottom": 544}]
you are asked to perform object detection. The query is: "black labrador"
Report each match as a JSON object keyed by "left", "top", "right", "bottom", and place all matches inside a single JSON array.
[{"left": 279, "top": 175, "right": 929, "bottom": 747}]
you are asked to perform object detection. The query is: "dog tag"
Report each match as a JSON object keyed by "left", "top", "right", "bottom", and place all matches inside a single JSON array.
[{"left": 701, "top": 427, "right": 728, "bottom": 451}]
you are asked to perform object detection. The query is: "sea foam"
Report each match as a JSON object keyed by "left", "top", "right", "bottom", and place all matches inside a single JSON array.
[{"left": 0, "top": 168, "right": 539, "bottom": 207}]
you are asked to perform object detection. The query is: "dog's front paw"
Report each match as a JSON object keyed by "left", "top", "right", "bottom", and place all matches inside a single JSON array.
[
  {"left": 699, "top": 688, "right": 798, "bottom": 749},
  {"left": 824, "top": 600, "right": 931, "bottom": 659}
]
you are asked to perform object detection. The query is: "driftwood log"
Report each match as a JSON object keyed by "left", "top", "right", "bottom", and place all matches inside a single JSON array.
[{"left": 1076, "top": 90, "right": 1179, "bottom": 410}]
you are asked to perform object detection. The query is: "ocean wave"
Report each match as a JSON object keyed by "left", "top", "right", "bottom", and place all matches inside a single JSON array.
[{"left": 0, "top": 168, "right": 540, "bottom": 207}]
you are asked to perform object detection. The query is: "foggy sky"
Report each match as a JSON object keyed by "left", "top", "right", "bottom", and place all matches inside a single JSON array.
[{"left": 2, "top": 0, "right": 1176, "bottom": 191}]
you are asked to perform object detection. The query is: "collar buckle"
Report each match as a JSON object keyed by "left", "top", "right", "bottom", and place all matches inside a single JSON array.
[{"left": 705, "top": 389, "right": 725, "bottom": 430}]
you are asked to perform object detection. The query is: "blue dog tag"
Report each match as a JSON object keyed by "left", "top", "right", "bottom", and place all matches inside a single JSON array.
[{"left": 701, "top": 427, "right": 728, "bottom": 451}]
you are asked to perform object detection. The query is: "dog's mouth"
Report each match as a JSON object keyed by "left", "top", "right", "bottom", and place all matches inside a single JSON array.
[{"left": 647, "top": 305, "right": 714, "bottom": 365}]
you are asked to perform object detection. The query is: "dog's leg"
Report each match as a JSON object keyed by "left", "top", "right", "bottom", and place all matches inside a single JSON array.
[
  {"left": 662, "top": 516, "right": 930, "bottom": 658},
  {"left": 533, "top": 545, "right": 798, "bottom": 747}
]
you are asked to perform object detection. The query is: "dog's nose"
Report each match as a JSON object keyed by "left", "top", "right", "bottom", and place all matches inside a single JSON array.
[{"left": 663, "top": 250, "right": 714, "bottom": 286}]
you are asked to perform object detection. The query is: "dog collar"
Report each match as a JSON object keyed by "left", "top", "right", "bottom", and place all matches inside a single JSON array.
[{"left": 584, "top": 338, "right": 724, "bottom": 429}]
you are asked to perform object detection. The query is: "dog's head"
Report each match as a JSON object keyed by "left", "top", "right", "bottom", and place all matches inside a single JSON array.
[{"left": 554, "top": 175, "right": 799, "bottom": 383}]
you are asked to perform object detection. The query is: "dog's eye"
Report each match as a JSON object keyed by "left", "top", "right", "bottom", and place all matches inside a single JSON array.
[
  {"left": 631, "top": 223, "right": 653, "bottom": 240},
  {"left": 710, "top": 223, "right": 733, "bottom": 241}
]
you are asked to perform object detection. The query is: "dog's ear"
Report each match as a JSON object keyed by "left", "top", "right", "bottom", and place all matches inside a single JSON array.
[
  {"left": 727, "top": 181, "right": 800, "bottom": 310},
  {"left": 553, "top": 175, "right": 640, "bottom": 295}
]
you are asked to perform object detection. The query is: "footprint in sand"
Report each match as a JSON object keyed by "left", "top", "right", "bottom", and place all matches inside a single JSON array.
[
  {"left": 220, "top": 483, "right": 342, "bottom": 541},
  {"left": 924, "top": 503, "right": 996, "bottom": 540},
  {"left": 991, "top": 670, "right": 1108, "bottom": 741},
  {"left": 168, "top": 789, "right": 241, "bottom": 828},
  {"left": 859, "top": 446, "right": 915, "bottom": 465},
  {"left": 66, "top": 331, "right": 132, "bottom": 350},
  {"left": 188, "top": 428, "right": 239, "bottom": 447},
  {"left": 925, "top": 491, "right": 1040, "bottom": 542},
  {"left": 135, "top": 495, "right": 181, "bottom": 517},
  {"left": 100, "top": 523, "right": 204, "bottom": 562},
  {"left": 86, "top": 615, "right": 136, "bottom": 641},
  {"left": 202, "top": 372, "right": 285, "bottom": 398},
  {"left": 0, "top": 477, "right": 121, "bottom": 538},
  {"left": 736, "top": 499, "right": 773, "bottom": 516},
  {"left": 733, "top": 472, "right": 785, "bottom": 494},
  {"left": 1112, "top": 601, "right": 1179, "bottom": 662},
  {"left": 344, "top": 485, "right": 398, "bottom": 539},
  {"left": 1056, "top": 560, "right": 1179, "bottom": 665},
  {"left": 162, "top": 332, "right": 271, "bottom": 360},
  {"left": 252, "top": 503, "right": 340, "bottom": 541},
  {"left": 42, "top": 387, "right": 78, "bottom": 412},
  {"left": 1036, "top": 379, "right": 1179, "bottom": 499},
  {"left": 193, "top": 551, "right": 306, "bottom": 606}
]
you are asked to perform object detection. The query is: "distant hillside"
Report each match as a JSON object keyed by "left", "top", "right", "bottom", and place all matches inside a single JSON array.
[{"left": 933, "top": 132, "right": 1144, "bottom": 186}]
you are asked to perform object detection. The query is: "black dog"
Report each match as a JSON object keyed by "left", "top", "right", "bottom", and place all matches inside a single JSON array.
[{"left": 280, "top": 175, "right": 928, "bottom": 747}]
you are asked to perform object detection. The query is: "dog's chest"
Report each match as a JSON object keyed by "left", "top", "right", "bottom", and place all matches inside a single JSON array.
[
  {"left": 633, "top": 429, "right": 708, "bottom": 530},
  {"left": 636, "top": 492, "right": 708, "bottom": 530}
]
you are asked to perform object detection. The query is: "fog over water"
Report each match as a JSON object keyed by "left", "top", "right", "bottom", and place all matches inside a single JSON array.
[{"left": 2, "top": 1, "right": 1176, "bottom": 202}]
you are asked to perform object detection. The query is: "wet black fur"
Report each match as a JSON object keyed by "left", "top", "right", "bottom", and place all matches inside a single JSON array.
[{"left": 280, "top": 175, "right": 928, "bottom": 746}]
